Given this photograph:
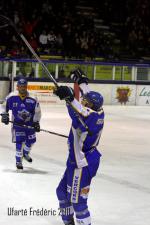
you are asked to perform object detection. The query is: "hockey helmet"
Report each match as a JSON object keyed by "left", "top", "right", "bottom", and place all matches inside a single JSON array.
[
  {"left": 82, "top": 91, "right": 103, "bottom": 111},
  {"left": 17, "top": 77, "right": 28, "bottom": 86}
]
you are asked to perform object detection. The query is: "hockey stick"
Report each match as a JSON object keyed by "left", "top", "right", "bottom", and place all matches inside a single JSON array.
[
  {"left": 40, "top": 128, "right": 68, "bottom": 138},
  {"left": 9, "top": 121, "right": 68, "bottom": 138},
  {"left": 0, "top": 116, "right": 68, "bottom": 138},
  {"left": 0, "top": 15, "right": 92, "bottom": 135}
]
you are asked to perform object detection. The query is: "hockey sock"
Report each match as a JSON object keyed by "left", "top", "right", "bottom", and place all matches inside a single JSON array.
[
  {"left": 59, "top": 200, "right": 74, "bottom": 223},
  {"left": 73, "top": 203, "right": 91, "bottom": 225},
  {"left": 23, "top": 143, "right": 32, "bottom": 156},
  {"left": 16, "top": 143, "right": 24, "bottom": 163}
]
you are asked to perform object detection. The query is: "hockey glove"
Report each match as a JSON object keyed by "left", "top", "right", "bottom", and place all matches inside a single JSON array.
[
  {"left": 33, "top": 122, "right": 40, "bottom": 132},
  {"left": 54, "top": 86, "right": 74, "bottom": 102},
  {"left": 1, "top": 112, "right": 9, "bottom": 125},
  {"left": 70, "top": 68, "right": 89, "bottom": 85}
]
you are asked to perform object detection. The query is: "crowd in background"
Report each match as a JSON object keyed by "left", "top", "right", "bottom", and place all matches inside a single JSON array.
[{"left": 0, "top": 0, "right": 150, "bottom": 61}]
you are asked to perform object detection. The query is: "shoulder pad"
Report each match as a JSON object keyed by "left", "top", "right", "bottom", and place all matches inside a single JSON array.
[{"left": 6, "top": 91, "right": 18, "bottom": 100}]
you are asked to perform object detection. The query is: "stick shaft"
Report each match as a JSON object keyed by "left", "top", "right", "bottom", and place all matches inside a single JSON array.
[
  {"left": 40, "top": 129, "right": 68, "bottom": 138},
  {"left": 9, "top": 120, "right": 68, "bottom": 138},
  {"left": 0, "top": 115, "right": 68, "bottom": 138},
  {"left": 20, "top": 34, "right": 59, "bottom": 87}
]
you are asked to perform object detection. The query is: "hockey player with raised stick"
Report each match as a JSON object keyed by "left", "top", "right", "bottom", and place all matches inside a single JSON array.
[
  {"left": 54, "top": 69, "right": 104, "bottom": 225},
  {"left": 1, "top": 77, "right": 41, "bottom": 170}
]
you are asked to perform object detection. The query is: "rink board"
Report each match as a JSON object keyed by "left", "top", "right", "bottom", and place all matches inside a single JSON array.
[{"left": 0, "top": 81, "right": 150, "bottom": 106}]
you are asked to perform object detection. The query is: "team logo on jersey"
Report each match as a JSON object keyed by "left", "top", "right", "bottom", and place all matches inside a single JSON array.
[
  {"left": 80, "top": 186, "right": 90, "bottom": 199},
  {"left": 17, "top": 109, "right": 31, "bottom": 122},
  {"left": 96, "top": 118, "right": 104, "bottom": 125},
  {"left": 13, "top": 102, "right": 18, "bottom": 107},
  {"left": 26, "top": 99, "right": 34, "bottom": 104},
  {"left": 20, "top": 103, "right": 25, "bottom": 107}
]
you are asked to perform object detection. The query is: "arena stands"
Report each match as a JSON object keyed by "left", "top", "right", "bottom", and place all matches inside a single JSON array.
[{"left": 0, "top": 0, "right": 150, "bottom": 62}]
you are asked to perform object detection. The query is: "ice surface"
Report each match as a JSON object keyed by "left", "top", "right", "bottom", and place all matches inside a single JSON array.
[{"left": 0, "top": 105, "right": 150, "bottom": 225}]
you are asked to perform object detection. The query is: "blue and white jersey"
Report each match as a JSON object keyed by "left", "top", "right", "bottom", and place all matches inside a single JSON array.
[
  {"left": 67, "top": 99, "right": 104, "bottom": 169},
  {"left": 2, "top": 91, "right": 41, "bottom": 126}
]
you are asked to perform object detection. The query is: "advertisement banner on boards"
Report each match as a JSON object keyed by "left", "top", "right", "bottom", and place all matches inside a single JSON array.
[
  {"left": 111, "top": 84, "right": 136, "bottom": 105},
  {"left": 136, "top": 85, "right": 150, "bottom": 106}
]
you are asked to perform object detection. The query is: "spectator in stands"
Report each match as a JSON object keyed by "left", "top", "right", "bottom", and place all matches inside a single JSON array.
[
  {"left": 47, "top": 30, "right": 57, "bottom": 53},
  {"left": 0, "top": 46, "right": 6, "bottom": 58},
  {"left": 55, "top": 33, "right": 64, "bottom": 54},
  {"left": 73, "top": 34, "right": 81, "bottom": 59},
  {"left": 1, "top": 0, "right": 150, "bottom": 60},
  {"left": 39, "top": 30, "right": 48, "bottom": 52},
  {"left": 23, "top": 19, "right": 38, "bottom": 38},
  {"left": 29, "top": 35, "right": 38, "bottom": 51},
  {"left": 13, "top": 11, "right": 20, "bottom": 25}
]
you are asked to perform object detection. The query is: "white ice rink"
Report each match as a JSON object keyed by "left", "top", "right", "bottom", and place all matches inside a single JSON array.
[{"left": 0, "top": 105, "right": 150, "bottom": 225}]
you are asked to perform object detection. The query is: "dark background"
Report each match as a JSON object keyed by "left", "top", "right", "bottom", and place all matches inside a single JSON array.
[{"left": 0, "top": 0, "right": 150, "bottom": 62}]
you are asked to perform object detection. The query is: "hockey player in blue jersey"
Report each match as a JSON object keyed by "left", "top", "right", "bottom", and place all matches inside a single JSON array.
[
  {"left": 1, "top": 77, "right": 41, "bottom": 170},
  {"left": 54, "top": 69, "right": 104, "bottom": 225}
]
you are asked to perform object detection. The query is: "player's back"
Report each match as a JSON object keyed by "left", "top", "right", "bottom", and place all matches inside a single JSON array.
[{"left": 67, "top": 108, "right": 104, "bottom": 168}]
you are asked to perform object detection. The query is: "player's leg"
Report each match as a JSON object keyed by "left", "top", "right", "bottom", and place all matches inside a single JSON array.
[
  {"left": 15, "top": 142, "right": 24, "bottom": 169},
  {"left": 56, "top": 169, "right": 75, "bottom": 225},
  {"left": 12, "top": 127, "right": 26, "bottom": 169},
  {"left": 23, "top": 142, "right": 33, "bottom": 162},
  {"left": 70, "top": 167, "right": 91, "bottom": 225},
  {"left": 23, "top": 129, "right": 36, "bottom": 163},
  {"left": 70, "top": 155, "right": 100, "bottom": 225}
]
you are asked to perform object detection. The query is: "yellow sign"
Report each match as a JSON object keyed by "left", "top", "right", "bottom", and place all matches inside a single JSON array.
[{"left": 27, "top": 85, "right": 55, "bottom": 92}]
